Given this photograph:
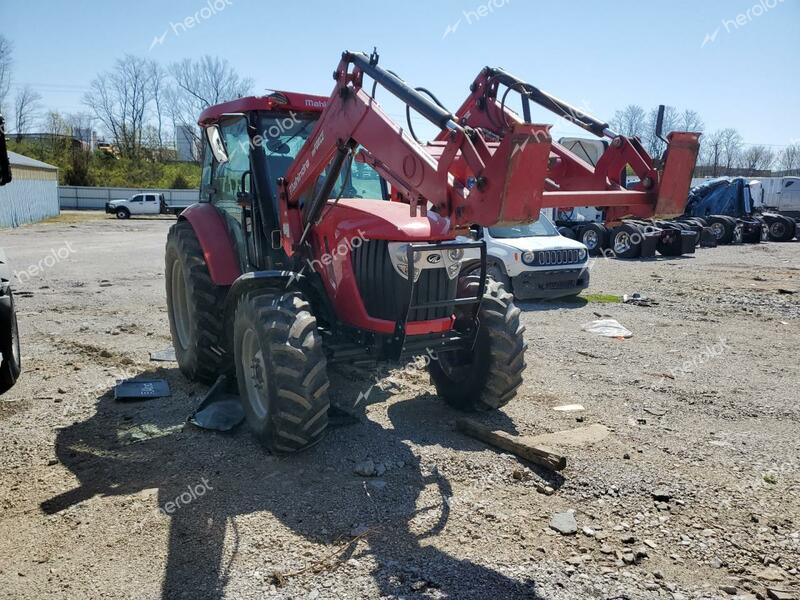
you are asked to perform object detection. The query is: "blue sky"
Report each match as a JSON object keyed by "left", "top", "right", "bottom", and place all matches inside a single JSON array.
[{"left": 2, "top": 0, "right": 798, "bottom": 148}]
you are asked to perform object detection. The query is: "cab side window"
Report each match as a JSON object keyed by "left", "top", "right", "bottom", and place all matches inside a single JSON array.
[{"left": 210, "top": 119, "right": 251, "bottom": 220}]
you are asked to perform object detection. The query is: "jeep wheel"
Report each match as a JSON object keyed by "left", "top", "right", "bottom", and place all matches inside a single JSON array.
[
  {"left": 486, "top": 261, "right": 511, "bottom": 291},
  {"left": 0, "top": 289, "right": 21, "bottom": 394},
  {"left": 165, "top": 220, "right": 230, "bottom": 384},
  {"left": 233, "top": 290, "right": 330, "bottom": 452},
  {"left": 115, "top": 207, "right": 130, "bottom": 220},
  {"left": 429, "top": 278, "right": 526, "bottom": 411}
]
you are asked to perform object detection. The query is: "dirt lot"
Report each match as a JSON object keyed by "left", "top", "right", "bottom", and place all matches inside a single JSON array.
[{"left": 0, "top": 213, "right": 798, "bottom": 600}]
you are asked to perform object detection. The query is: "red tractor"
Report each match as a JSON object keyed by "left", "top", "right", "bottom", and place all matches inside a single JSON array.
[{"left": 165, "top": 51, "right": 699, "bottom": 452}]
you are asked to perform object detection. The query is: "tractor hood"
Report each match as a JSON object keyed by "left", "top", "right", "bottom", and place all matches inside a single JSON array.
[{"left": 319, "top": 198, "right": 454, "bottom": 241}]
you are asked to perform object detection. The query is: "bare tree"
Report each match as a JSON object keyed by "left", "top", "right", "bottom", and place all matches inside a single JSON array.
[
  {"left": 700, "top": 130, "right": 724, "bottom": 176},
  {"left": 718, "top": 128, "right": 743, "bottom": 172},
  {"left": 611, "top": 104, "right": 646, "bottom": 138},
  {"left": 0, "top": 35, "right": 12, "bottom": 115},
  {"left": 149, "top": 61, "right": 168, "bottom": 158},
  {"left": 168, "top": 55, "right": 252, "bottom": 161},
  {"left": 84, "top": 55, "right": 157, "bottom": 158},
  {"left": 676, "top": 109, "right": 704, "bottom": 133},
  {"left": 779, "top": 144, "right": 800, "bottom": 172},
  {"left": 738, "top": 145, "right": 775, "bottom": 172},
  {"left": 643, "top": 105, "right": 678, "bottom": 158},
  {"left": 13, "top": 85, "right": 42, "bottom": 141}
]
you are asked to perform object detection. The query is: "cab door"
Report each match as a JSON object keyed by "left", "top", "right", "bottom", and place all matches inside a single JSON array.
[
  {"left": 143, "top": 194, "right": 159, "bottom": 214},
  {"left": 128, "top": 194, "right": 145, "bottom": 214},
  {"left": 779, "top": 177, "right": 800, "bottom": 215}
]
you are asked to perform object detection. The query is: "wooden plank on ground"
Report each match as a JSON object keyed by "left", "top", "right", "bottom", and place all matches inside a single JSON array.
[{"left": 456, "top": 418, "right": 567, "bottom": 471}]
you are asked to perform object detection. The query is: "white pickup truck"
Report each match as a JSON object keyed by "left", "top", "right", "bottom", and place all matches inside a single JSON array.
[
  {"left": 105, "top": 193, "right": 194, "bottom": 219},
  {"left": 471, "top": 212, "right": 591, "bottom": 300}
]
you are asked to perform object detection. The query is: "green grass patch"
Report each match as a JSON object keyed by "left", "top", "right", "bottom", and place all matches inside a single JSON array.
[{"left": 580, "top": 293, "right": 622, "bottom": 304}]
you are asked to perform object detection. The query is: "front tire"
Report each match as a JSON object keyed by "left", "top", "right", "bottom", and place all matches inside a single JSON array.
[
  {"left": 165, "top": 220, "right": 230, "bottom": 384},
  {"left": 0, "top": 289, "right": 21, "bottom": 394},
  {"left": 233, "top": 290, "right": 330, "bottom": 452},
  {"left": 116, "top": 207, "right": 130, "bottom": 220},
  {"left": 429, "top": 278, "right": 526, "bottom": 411}
]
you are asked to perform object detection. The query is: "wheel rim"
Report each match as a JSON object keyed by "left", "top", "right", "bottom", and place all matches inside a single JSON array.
[
  {"left": 771, "top": 222, "right": 786, "bottom": 237},
  {"left": 170, "top": 259, "right": 191, "bottom": 351},
  {"left": 583, "top": 230, "right": 599, "bottom": 249},
  {"left": 614, "top": 232, "right": 631, "bottom": 253},
  {"left": 241, "top": 327, "right": 269, "bottom": 420},
  {"left": 710, "top": 222, "right": 725, "bottom": 240}
]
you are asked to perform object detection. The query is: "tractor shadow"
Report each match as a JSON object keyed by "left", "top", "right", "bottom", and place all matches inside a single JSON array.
[{"left": 42, "top": 366, "right": 544, "bottom": 599}]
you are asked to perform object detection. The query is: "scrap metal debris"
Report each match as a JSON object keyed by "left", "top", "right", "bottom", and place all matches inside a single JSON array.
[
  {"left": 623, "top": 293, "right": 658, "bottom": 307},
  {"left": 114, "top": 379, "right": 171, "bottom": 401},
  {"left": 149, "top": 347, "right": 177, "bottom": 362},
  {"left": 188, "top": 375, "right": 245, "bottom": 432}
]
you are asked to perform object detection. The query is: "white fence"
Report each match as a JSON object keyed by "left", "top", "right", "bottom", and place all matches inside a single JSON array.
[{"left": 59, "top": 186, "right": 200, "bottom": 210}]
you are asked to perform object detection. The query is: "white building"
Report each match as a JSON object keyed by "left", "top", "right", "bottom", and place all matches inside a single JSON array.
[
  {"left": 176, "top": 125, "right": 197, "bottom": 162},
  {"left": 0, "top": 152, "right": 60, "bottom": 228}
]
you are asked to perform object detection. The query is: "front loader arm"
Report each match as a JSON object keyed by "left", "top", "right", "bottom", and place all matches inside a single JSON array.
[
  {"left": 444, "top": 67, "right": 701, "bottom": 222},
  {"left": 277, "top": 52, "right": 556, "bottom": 256}
]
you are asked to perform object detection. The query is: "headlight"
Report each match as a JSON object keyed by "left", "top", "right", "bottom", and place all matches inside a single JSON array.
[
  {"left": 578, "top": 249, "right": 587, "bottom": 261},
  {"left": 447, "top": 248, "right": 464, "bottom": 262},
  {"left": 521, "top": 251, "right": 536, "bottom": 265},
  {"left": 393, "top": 244, "right": 422, "bottom": 265}
]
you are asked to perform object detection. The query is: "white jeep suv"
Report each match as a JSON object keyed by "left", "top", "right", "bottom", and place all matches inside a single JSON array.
[{"left": 475, "top": 212, "right": 590, "bottom": 300}]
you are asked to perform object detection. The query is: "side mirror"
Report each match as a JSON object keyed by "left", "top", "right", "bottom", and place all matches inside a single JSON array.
[
  {"left": 205, "top": 125, "right": 229, "bottom": 165},
  {"left": 0, "top": 115, "right": 12, "bottom": 186}
]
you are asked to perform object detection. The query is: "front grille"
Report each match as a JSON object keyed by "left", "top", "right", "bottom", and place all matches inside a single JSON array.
[
  {"left": 536, "top": 249, "right": 582, "bottom": 266},
  {"left": 351, "top": 240, "right": 457, "bottom": 322}
]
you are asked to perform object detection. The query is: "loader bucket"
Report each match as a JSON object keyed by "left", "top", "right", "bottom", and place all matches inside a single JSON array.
[
  {"left": 655, "top": 131, "right": 702, "bottom": 219},
  {"left": 465, "top": 123, "right": 552, "bottom": 226}
]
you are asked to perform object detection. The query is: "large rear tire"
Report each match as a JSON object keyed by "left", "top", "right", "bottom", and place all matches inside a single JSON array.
[
  {"left": 429, "top": 278, "right": 526, "bottom": 411},
  {"left": 707, "top": 216, "right": 735, "bottom": 244},
  {"left": 0, "top": 289, "right": 21, "bottom": 394},
  {"left": 580, "top": 223, "right": 608, "bottom": 256},
  {"left": 233, "top": 290, "right": 330, "bottom": 452},
  {"left": 610, "top": 223, "right": 643, "bottom": 259},
  {"left": 767, "top": 217, "right": 796, "bottom": 242},
  {"left": 165, "top": 220, "right": 230, "bottom": 384}
]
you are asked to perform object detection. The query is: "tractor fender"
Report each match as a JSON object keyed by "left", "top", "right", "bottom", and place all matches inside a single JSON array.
[{"left": 179, "top": 203, "right": 241, "bottom": 286}]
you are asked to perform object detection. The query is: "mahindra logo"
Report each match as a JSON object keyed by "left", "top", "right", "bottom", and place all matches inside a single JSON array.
[
  {"left": 427, "top": 254, "right": 442, "bottom": 264},
  {"left": 304, "top": 98, "right": 327, "bottom": 108}
]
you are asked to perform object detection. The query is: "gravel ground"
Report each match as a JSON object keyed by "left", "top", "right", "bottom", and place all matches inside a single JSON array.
[{"left": 0, "top": 213, "right": 798, "bottom": 600}]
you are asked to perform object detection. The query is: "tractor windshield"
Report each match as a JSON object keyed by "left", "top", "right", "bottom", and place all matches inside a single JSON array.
[{"left": 256, "top": 111, "right": 384, "bottom": 201}]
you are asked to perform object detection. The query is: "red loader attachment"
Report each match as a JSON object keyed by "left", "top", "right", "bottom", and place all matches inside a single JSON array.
[
  {"left": 276, "top": 52, "right": 560, "bottom": 251},
  {"left": 436, "top": 67, "right": 701, "bottom": 223}
]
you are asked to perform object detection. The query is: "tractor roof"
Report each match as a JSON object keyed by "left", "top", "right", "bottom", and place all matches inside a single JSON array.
[{"left": 198, "top": 91, "right": 329, "bottom": 126}]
